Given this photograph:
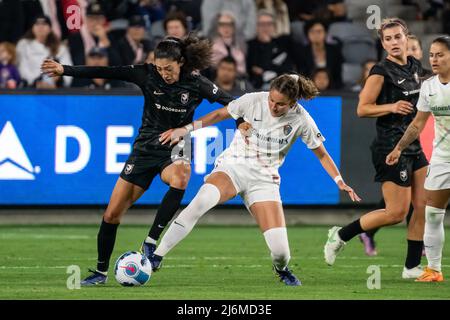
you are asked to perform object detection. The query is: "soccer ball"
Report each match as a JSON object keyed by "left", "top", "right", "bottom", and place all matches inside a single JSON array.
[{"left": 114, "top": 251, "right": 152, "bottom": 286}]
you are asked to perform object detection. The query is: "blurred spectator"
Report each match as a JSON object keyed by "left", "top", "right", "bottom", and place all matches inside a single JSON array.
[
  {"left": 0, "top": 42, "right": 21, "bottom": 89},
  {"left": 284, "top": 0, "right": 328, "bottom": 22},
  {"left": 129, "top": 0, "right": 166, "bottom": 25},
  {"left": 327, "top": 0, "right": 349, "bottom": 23},
  {"left": 255, "top": 0, "right": 290, "bottom": 36},
  {"left": 210, "top": 11, "right": 247, "bottom": 77},
  {"left": 71, "top": 47, "right": 123, "bottom": 89},
  {"left": 443, "top": 1, "right": 450, "bottom": 34},
  {"left": 295, "top": 19, "right": 343, "bottom": 88},
  {"left": 423, "top": 0, "right": 445, "bottom": 20},
  {"left": 165, "top": 0, "right": 202, "bottom": 30},
  {"left": 350, "top": 59, "right": 376, "bottom": 92},
  {"left": 67, "top": 2, "right": 121, "bottom": 66},
  {"left": 0, "top": 0, "right": 25, "bottom": 43},
  {"left": 247, "top": 10, "right": 295, "bottom": 89},
  {"left": 16, "top": 15, "right": 72, "bottom": 87},
  {"left": 214, "top": 56, "right": 254, "bottom": 96},
  {"left": 312, "top": 67, "right": 331, "bottom": 91},
  {"left": 201, "top": 0, "right": 257, "bottom": 41},
  {"left": 163, "top": 11, "right": 189, "bottom": 39},
  {"left": 116, "top": 15, "right": 154, "bottom": 65}
]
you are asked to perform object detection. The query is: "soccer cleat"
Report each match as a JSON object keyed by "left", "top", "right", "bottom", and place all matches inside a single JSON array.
[
  {"left": 402, "top": 266, "right": 424, "bottom": 279},
  {"left": 415, "top": 267, "right": 444, "bottom": 282},
  {"left": 140, "top": 241, "right": 157, "bottom": 260},
  {"left": 149, "top": 254, "right": 163, "bottom": 272},
  {"left": 273, "top": 266, "right": 302, "bottom": 286},
  {"left": 324, "top": 226, "right": 346, "bottom": 266},
  {"left": 80, "top": 269, "right": 107, "bottom": 286},
  {"left": 358, "top": 233, "right": 378, "bottom": 256}
]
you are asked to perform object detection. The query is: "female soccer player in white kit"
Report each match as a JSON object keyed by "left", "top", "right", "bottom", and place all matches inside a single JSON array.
[
  {"left": 386, "top": 36, "right": 450, "bottom": 282},
  {"left": 153, "top": 74, "right": 361, "bottom": 286}
]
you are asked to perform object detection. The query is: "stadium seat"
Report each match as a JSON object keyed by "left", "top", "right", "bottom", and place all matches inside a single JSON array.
[
  {"left": 342, "top": 63, "right": 362, "bottom": 87},
  {"left": 290, "top": 21, "right": 307, "bottom": 45},
  {"left": 328, "top": 22, "right": 377, "bottom": 64},
  {"left": 150, "top": 20, "right": 166, "bottom": 41}
]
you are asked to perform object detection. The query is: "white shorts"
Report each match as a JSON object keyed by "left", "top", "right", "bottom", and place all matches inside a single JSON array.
[
  {"left": 206, "top": 155, "right": 281, "bottom": 208},
  {"left": 424, "top": 162, "right": 450, "bottom": 191}
]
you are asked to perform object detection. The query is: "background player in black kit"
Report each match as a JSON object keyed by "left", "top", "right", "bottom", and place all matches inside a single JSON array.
[
  {"left": 324, "top": 18, "right": 427, "bottom": 278},
  {"left": 41, "top": 35, "right": 235, "bottom": 286}
]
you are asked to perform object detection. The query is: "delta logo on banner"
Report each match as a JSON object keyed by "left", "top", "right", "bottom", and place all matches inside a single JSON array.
[{"left": 0, "top": 121, "right": 39, "bottom": 180}]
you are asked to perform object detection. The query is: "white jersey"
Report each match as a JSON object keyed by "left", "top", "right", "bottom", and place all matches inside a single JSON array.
[
  {"left": 223, "top": 91, "right": 325, "bottom": 170},
  {"left": 417, "top": 75, "right": 450, "bottom": 163}
]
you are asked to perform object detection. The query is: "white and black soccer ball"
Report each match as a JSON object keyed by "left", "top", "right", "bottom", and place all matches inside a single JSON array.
[{"left": 114, "top": 251, "right": 152, "bottom": 286}]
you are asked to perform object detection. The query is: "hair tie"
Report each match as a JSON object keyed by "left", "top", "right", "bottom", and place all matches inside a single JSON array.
[{"left": 290, "top": 74, "right": 299, "bottom": 82}]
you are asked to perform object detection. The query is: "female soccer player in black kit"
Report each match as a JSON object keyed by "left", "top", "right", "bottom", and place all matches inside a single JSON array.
[
  {"left": 41, "top": 35, "right": 235, "bottom": 286},
  {"left": 324, "top": 18, "right": 427, "bottom": 279}
]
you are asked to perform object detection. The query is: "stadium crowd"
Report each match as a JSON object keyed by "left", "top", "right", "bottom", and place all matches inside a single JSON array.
[{"left": 0, "top": 0, "right": 448, "bottom": 94}]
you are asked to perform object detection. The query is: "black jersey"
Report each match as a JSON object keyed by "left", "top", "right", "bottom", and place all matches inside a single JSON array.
[
  {"left": 63, "top": 64, "right": 234, "bottom": 154},
  {"left": 369, "top": 56, "right": 424, "bottom": 155}
]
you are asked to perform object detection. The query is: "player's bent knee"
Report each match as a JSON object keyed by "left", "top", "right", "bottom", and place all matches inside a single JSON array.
[
  {"left": 170, "top": 176, "right": 189, "bottom": 189},
  {"left": 425, "top": 206, "right": 446, "bottom": 225},
  {"left": 103, "top": 211, "right": 122, "bottom": 224},
  {"left": 387, "top": 210, "right": 407, "bottom": 224}
]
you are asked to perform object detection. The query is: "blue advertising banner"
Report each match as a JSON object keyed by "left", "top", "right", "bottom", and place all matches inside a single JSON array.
[{"left": 0, "top": 94, "right": 341, "bottom": 205}]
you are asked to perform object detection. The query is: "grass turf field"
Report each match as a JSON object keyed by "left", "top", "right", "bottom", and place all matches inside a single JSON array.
[{"left": 0, "top": 224, "right": 449, "bottom": 300}]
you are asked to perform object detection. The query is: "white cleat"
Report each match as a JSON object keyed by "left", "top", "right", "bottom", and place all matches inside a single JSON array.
[
  {"left": 402, "top": 266, "right": 423, "bottom": 279},
  {"left": 324, "top": 226, "right": 346, "bottom": 266}
]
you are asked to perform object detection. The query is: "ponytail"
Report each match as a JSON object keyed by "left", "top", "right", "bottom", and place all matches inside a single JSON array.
[
  {"left": 270, "top": 74, "right": 319, "bottom": 101},
  {"left": 154, "top": 33, "right": 212, "bottom": 73}
]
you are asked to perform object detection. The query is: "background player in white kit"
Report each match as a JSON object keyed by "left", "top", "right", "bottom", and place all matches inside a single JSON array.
[
  {"left": 151, "top": 74, "right": 361, "bottom": 286},
  {"left": 386, "top": 36, "right": 450, "bottom": 282}
]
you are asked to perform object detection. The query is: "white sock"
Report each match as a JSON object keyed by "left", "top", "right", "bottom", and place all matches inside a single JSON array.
[
  {"left": 154, "top": 184, "right": 221, "bottom": 257},
  {"left": 263, "top": 227, "right": 291, "bottom": 271},
  {"left": 424, "top": 206, "right": 446, "bottom": 272},
  {"left": 145, "top": 236, "right": 157, "bottom": 244}
]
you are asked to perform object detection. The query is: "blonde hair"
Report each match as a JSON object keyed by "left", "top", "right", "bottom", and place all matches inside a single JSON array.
[
  {"left": 0, "top": 42, "right": 16, "bottom": 65},
  {"left": 378, "top": 17, "right": 409, "bottom": 40}
]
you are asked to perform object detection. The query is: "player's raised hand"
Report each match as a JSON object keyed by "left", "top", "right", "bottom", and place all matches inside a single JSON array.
[
  {"left": 41, "top": 59, "right": 64, "bottom": 77},
  {"left": 159, "top": 127, "right": 188, "bottom": 146},
  {"left": 386, "top": 147, "right": 401, "bottom": 165},
  {"left": 337, "top": 181, "right": 361, "bottom": 202},
  {"left": 238, "top": 121, "right": 252, "bottom": 137}
]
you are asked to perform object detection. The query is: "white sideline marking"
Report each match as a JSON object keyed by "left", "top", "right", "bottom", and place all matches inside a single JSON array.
[{"left": 0, "top": 234, "right": 90, "bottom": 240}]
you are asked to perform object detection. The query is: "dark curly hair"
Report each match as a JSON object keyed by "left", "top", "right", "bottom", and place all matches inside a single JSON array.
[{"left": 154, "top": 33, "right": 212, "bottom": 73}]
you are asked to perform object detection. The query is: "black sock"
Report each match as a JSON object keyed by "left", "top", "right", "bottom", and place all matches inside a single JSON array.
[
  {"left": 365, "top": 227, "right": 379, "bottom": 238},
  {"left": 148, "top": 187, "right": 185, "bottom": 241},
  {"left": 338, "top": 219, "right": 364, "bottom": 242},
  {"left": 405, "top": 205, "right": 414, "bottom": 226},
  {"left": 405, "top": 239, "right": 423, "bottom": 269},
  {"left": 97, "top": 219, "right": 119, "bottom": 273}
]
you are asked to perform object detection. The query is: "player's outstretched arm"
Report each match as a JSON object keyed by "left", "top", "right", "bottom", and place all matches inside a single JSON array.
[
  {"left": 357, "top": 75, "right": 414, "bottom": 118},
  {"left": 159, "top": 106, "right": 233, "bottom": 145},
  {"left": 312, "top": 144, "right": 361, "bottom": 202},
  {"left": 386, "top": 111, "right": 431, "bottom": 165},
  {"left": 41, "top": 59, "right": 146, "bottom": 83}
]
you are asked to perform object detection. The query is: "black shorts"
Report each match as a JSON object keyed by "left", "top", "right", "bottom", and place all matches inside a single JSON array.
[
  {"left": 119, "top": 147, "right": 189, "bottom": 190},
  {"left": 372, "top": 151, "right": 429, "bottom": 187}
]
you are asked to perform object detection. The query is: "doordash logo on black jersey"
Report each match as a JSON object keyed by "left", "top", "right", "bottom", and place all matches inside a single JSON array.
[{"left": 155, "top": 103, "right": 187, "bottom": 113}]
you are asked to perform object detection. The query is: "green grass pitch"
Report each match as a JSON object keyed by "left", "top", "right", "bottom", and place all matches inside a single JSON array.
[{"left": 0, "top": 225, "right": 449, "bottom": 299}]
